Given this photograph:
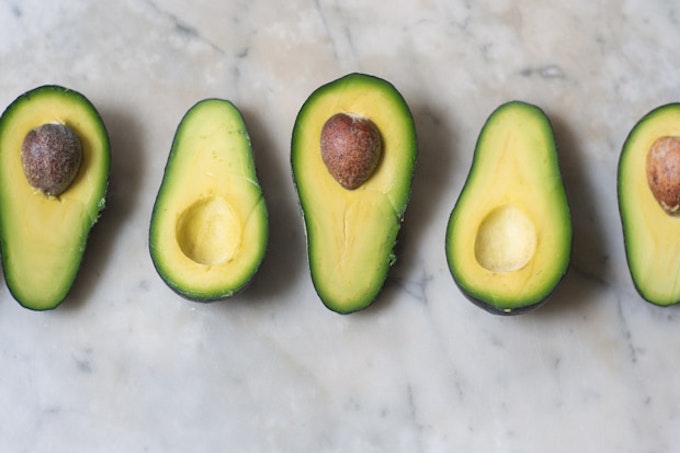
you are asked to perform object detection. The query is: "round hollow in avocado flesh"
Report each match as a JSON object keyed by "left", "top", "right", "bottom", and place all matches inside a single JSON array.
[
  {"left": 291, "top": 73, "right": 417, "bottom": 314},
  {"left": 445, "top": 101, "right": 572, "bottom": 315},
  {"left": 0, "top": 85, "right": 110, "bottom": 310}
]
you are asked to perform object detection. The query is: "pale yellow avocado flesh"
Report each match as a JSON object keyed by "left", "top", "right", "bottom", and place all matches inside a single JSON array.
[
  {"left": 618, "top": 104, "right": 680, "bottom": 305},
  {"left": 447, "top": 101, "right": 571, "bottom": 311},
  {"left": 0, "top": 87, "right": 109, "bottom": 310},
  {"left": 292, "top": 74, "right": 416, "bottom": 313},
  {"left": 150, "top": 99, "right": 267, "bottom": 300}
]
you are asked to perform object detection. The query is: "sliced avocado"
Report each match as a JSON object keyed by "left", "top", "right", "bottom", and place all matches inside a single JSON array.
[
  {"left": 149, "top": 99, "right": 268, "bottom": 301},
  {"left": 0, "top": 85, "right": 110, "bottom": 310},
  {"left": 446, "top": 101, "right": 571, "bottom": 315},
  {"left": 291, "top": 73, "right": 417, "bottom": 314},
  {"left": 618, "top": 103, "right": 680, "bottom": 306}
]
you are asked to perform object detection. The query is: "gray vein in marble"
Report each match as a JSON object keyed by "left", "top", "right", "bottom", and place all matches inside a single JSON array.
[
  {"left": 313, "top": 0, "right": 358, "bottom": 68},
  {"left": 74, "top": 358, "right": 93, "bottom": 374},
  {"left": 520, "top": 64, "right": 566, "bottom": 80},
  {"left": 616, "top": 297, "right": 639, "bottom": 365},
  {"left": 74, "top": 348, "right": 94, "bottom": 374},
  {"left": 406, "top": 383, "right": 426, "bottom": 453},
  {"left": 313, "top": 0, "right": 339, "bottom": 61},
  {"left": 670, "top": 8, "right": 679, "bottom": 26},
  {"left": 141, "top": 0, "right": 225, "bottom": 54},
  {"left": 9, "top": 2, "right": 21, "bottom": 18},
  {"left": 390, "top": 268, "right": 433, "bottom": 304}
]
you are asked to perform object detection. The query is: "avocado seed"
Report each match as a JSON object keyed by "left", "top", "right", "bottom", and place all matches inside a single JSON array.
[
  {"left": 646, "top": 135, "right": 680, "bottom": 215},
  {"left": 320, "top": 112, "right": 382, "bottom": 190},
  {"left": 21, "top": 123, "right": 82, "bottom": 196}
]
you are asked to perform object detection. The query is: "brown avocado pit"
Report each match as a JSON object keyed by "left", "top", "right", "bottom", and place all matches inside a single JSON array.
[
  {"left": 646, "top": 135, "right": 680, "bottom": 215},
  {"left": 320, "top": 112, "right": 382, "bottom": 190},
  {"left": 21, "top": 122, "right": 82, "bottom": 197}
]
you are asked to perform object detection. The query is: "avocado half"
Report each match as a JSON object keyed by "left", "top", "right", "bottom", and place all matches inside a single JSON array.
[
  {"left": 291, "top": 73, "right": 417, "bottom": 314},
  {"left": 618, "top": 103, "right": 680, "bottom": 306},
  {"left": 149, "top": 99, "right": 268, "bottom": 301},
  {"left": 0, "top": 85, "right": 110, "bottom": 310},
  {"left": 446, "top": 101, "right": 572, "bottom": 315}
]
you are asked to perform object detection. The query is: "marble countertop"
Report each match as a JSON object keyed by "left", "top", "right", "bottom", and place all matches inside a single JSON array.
[{"left": 1, "top": 1, "right": 679, "bottom": 451}]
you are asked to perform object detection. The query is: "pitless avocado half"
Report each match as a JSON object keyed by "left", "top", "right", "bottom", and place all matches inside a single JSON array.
[
  {"left": 446, "top": 101, "right": 572, "bottom": 315},
  {"left": 292, "top": 73, "right": 417, "bottom": 314},
  {"left": 149, "top": 99, "right": 269, "bottom": 301}
]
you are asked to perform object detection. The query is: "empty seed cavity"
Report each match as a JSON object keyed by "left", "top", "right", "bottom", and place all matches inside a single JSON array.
[
  {"left": 176, "top": 196, "right": 242, "bottom": 265},
  {"left": 475, "top": 204, "right": 537, "bottom": 273}
]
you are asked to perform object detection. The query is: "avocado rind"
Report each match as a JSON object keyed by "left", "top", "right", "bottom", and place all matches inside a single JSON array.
[{"left": 459, "top": 290, "right": 548, "bottom": 316}]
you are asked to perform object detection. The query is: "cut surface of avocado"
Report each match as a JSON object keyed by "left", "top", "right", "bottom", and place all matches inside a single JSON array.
[
  {"left": 291, "top": 73, "right": 417, "bottom": 314},
  {"left": 618, "top": 103, "right": 680, "bottom": 306},
  {"left": 0, "top": 85, "right": 110, "bottom": 310},
  {"left": 446, "top": 101, "right": 571, "bottom": 315},
  {"left": 149, "top": 99, "right": 268, "bottom": 301}
]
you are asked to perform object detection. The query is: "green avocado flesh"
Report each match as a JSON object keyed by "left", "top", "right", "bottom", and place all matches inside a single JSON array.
[
  {"left": 0, "top": 85, "right": 110, "bottom": 310},
  {"left": 149, "top": 99, "right": 268, "bottom": 301},
  {"left": 446, "top": 101, "right": 571, "bottom": 315},
  {"left": 291, "top": 73, "right": 417, "bottom": 314},
  {"left": 618, "top": 103, "right": 680, "bottom": 306}
]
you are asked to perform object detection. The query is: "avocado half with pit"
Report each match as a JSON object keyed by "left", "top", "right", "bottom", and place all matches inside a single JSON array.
[
  {"left": 291, "top": 73, "right": 417, "bottom": 314},
  {"left": 618, "top": 103, "right": 680, "bottom": 306},
  {"left": 0, "top": 85, "right": 110, "bottom": 310},
  {"left": 149, "top": 99, "right": 268, "bottom": 301},
  {"left": 446, "top": 101, "right": 571, "bottom": 315}
]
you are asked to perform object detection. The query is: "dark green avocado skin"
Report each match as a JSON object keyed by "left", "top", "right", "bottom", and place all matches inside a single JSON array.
[{"left": 458, "top": 285, "right": 553, "bottom": 316}]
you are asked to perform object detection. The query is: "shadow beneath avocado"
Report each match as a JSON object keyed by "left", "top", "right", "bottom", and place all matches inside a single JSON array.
[
  {"left": 527, "top": 111, "right": 611, "bottom": 317},
  {"left": 59, "top": 107, "right": 146, "bottom": 312},
  {"left": 359, "top": 100, "right": 460, "bottom": 316},
  {"left": 527, "top": 267, "right": 600, "bottom": 319},
  {"left": 232, "top": 108, "right": 306, "bottom": 306}
]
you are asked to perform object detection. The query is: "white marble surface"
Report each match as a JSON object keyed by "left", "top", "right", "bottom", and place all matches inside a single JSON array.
[{"left": 0, "top": 0, "right": 679, "bottom": 451}]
